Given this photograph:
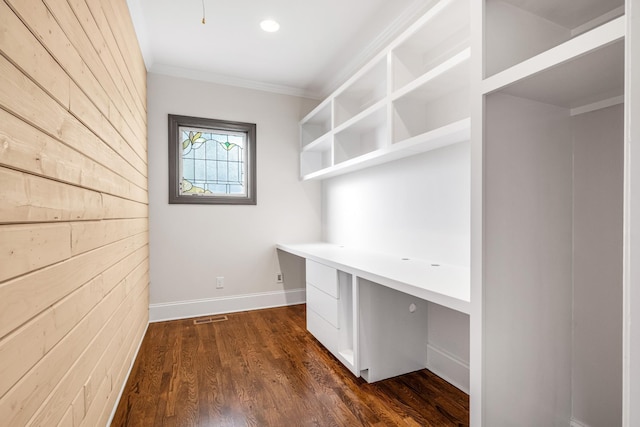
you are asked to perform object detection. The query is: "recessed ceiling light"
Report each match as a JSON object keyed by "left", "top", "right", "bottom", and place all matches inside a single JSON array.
[{"left": 260, "top": 19, "right": 280, "bottom": 32}]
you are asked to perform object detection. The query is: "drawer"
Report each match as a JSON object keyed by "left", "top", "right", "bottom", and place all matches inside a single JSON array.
[
  {"left": 307, "top": 283, "right": 339, "bottom": 328},
  {"left": 307, "top": 307, "right": 338, "bottom": 353},
  {"left": 306, "top": 259, "right": 338, "bottom": 298}
]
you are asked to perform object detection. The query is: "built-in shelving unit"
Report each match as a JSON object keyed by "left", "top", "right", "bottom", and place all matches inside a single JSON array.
[
  {"left": 472, "top": 0, "right": 632, "bottom": 426},
  {"left": 299, "top": 0, "right": 470, "bottom": 180}
]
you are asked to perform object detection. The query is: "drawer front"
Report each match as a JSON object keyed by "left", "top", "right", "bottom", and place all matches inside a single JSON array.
[
  {"left": 306, "top": 259, "right": 338, "bottom": 298},
  {"left": 307, "top": 307, "right": 338, "bottom": 353},
  {"left": 307, "top": 283, "right": 339, "bottom": 328}
]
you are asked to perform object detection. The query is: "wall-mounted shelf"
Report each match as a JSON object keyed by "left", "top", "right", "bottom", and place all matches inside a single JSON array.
[{"left": 298, "top": 0, "right": 470, "bottom": 181}]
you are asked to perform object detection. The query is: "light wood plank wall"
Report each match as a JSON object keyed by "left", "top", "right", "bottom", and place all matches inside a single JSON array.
[{"left": 0, "top": 0, "right": 148, "bottom": 425}]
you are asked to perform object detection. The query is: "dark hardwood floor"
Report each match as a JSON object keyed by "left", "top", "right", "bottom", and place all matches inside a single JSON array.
[{"left": 111, "top": 304, "right": 468, "bottom": 426}]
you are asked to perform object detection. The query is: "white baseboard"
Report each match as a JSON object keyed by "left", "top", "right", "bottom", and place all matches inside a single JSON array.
[
  {"left": 570, "top": 418, "right": 591, "bottom": 427},
  {"left": 106, "top": 321, "right": 149, "bottom": 426},
  {"left": 426, "top": 343, "right": 470, "bottom": 394},
  {"left": 148, "top": 288, "right": 306, "bottom": 322}
]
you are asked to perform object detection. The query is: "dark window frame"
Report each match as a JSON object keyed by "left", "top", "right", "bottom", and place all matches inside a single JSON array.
[{"left": 168, "top": 114, "right": 257, "bottom": 205}]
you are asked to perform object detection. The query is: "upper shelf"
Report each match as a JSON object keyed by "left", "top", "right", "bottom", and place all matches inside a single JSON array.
[
  {"left": 484, "top": 0, "right": 624, "bottom": 78},
  {"left": 303, "top": 118, "right": 470, "bottom": 181},
  {"left": 277, "top": 242, "right": 470, "bottom": 314},
  {"left": 483, "top": 17, "right": 624, "bottom": 114}
]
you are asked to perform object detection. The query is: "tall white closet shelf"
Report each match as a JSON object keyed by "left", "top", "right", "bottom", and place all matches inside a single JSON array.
[{"left": 471, "top": 0, "right": 638, "bottom": 426}]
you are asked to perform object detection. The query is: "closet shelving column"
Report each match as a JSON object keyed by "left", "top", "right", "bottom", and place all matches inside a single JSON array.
[
  {"left": 298, "top": 0, "right": 470, "bottom": 181},
  {"left": 472, "top": 1, "right": 628, "bottom": 426}
]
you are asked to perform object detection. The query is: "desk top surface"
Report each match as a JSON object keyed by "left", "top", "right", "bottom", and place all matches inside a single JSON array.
[{"left": 277, "top": 242, "right": 470, "bottom": 314}]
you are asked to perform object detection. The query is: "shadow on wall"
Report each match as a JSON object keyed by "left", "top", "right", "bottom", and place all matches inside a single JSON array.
[{"left": 276, "top": 249, "right": 306, "bottom": 298}]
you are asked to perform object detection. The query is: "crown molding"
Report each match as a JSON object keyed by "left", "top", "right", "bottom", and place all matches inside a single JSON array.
[{"left": 149, "top": 63, "right": 321, "bottom": 100}]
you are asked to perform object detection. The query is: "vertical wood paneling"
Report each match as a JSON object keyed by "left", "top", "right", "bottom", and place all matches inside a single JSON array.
[{"left": 0, "top": 0, "right": 148, "bottom": 426}]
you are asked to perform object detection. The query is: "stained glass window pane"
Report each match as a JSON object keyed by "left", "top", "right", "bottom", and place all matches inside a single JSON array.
[{"left": 178, "top": 126, "right": 247, "bottom": 197}]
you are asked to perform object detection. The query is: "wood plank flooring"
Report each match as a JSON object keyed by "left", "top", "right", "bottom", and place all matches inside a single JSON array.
[{"left": 111, "top": 304, "right": 468, "bottom": 426}]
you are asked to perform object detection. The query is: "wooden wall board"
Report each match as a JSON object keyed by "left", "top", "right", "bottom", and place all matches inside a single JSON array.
[
  {"left": 45, "top": 0, "right": 147, "bottom": 146},
  {"left": 0, "top": 232, "right": 148, "bottom": 341},
  {"left": 0, "top": 167, "right": 104, "bottom": 224},
  {"left": 24, "top": 275, "right": 149, "bottom": 427},
  {"left": 123, "top": 264, "right": 150, "bottom": 298},
  {"left": 0, "top": 222, "right": 71, "bottom": 283},
  {"left": 85, "top": 0, "right": 147, "bottom": 113},
  {"left": 0, "top": 109, "right": 148, "bottom": 204},
  {"left": 0, "top": 275, "right": 104, "bottom": 398},
  {"left": 84, "top": 0, "right": 147, "bottom": 123},
  {"left": 0, "top": 0, "right": 70, "bottom": 108},
  {"left": 70, "top": 218, "right": 148, "bottom": 256},
  {"left": 0, "top": 54, "right": 147, "bottom": 190},
  {"left": 0, "top": 0, "right": 148, "bottom": 424},
  {"left": 0, "top": 115, "right": 147, "bottom": 206},
  {"left": 72, "top": 385, "right": 86, "bottom": 427},
  {"left": 68, "top": 79, "right": 146, "bottom": 173},
  {"left": 5, "top": 0, "right": 109, "bottom": 116},
  {"left": 0, "top": 274, "right": 129, "bottom": 426},
  {"left": 69, "top": 81, "right": 147, "bottom": 174},
  {"left": 3, "top": 0, "right": 148, "bottom": 179},
  {"left": 106, "top": 0, "right": 148, "bottom": 103},
  {"left": 102, "top": 246, "right": 149, "bottom": 295},
  {"left": 85, "top": 272, "right": 149, "bottom": 396},
  {"left": 81, "top": 373, "right": 111, "bottom": 427},
  {"left": 68, "top": 79, "right": 147, "bottom": 177},
  {"left": 101, "top": 193, "right": 149, "bottom": 220},
  {"left": 101, "top": 307, "right": 148, "bottom": 424},
  {"left": 97, "top": 291, "right": 149, "bottom": 425},
  {"left": 59, "top": 406, "right": 74, "bottom": 427}
]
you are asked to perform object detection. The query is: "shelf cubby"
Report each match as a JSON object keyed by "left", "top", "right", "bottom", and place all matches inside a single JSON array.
[
  {"left": 334, "top": 105, "right": 387, "bottom": 165},
  {"left": 300, "top": 134, "right": 332, "bottom": 177},
  {"left": 392, "top": 53, "right": 469, "bottom": 144},
  {"left": 334, "top": 57, "right": 387, "bottom": 127},
  {"left": 391, "top": 0, "right": 469, "bottom": 91},
  {"left": 484, "top": 0, "right": 624, "bottom": 77},
  {"left": 300, "top": 100, "right": 332, "bottom": 148}
]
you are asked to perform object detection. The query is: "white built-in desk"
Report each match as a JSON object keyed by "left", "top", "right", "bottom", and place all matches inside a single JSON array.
[{"left": 276, "top": 242, "right": 470, "bottom": 384}]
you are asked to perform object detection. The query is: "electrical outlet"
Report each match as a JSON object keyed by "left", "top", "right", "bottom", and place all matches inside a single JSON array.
[
  {"left": 276, "top": 272, "right": 283, "bottom": 283},
  {"left": 216, "top": 276, "right": 224, "bottom": 289}
]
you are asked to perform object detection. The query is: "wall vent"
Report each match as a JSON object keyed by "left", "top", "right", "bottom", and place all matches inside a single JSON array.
[{"left": 193, "top": 315, "right": 228, "bottom": 325}]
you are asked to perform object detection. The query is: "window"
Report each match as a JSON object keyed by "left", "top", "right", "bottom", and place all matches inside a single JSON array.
[{"left": 168, "top": 114, "right": 257, "bottom": 205}]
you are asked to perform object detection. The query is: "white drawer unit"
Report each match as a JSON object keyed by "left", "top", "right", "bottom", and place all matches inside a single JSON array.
[
  {"left": 306, "top": 259, "right": 339, "bottom": 298},
  {"left": 306, "top": 282, "right": 340, "bottom": 328},
  {"left": 306, "top": 306, "right": 339, "bottom": 354},
  {"left": 305, "top": 259, "right": 340, "bottom": 348},
  {"left": 304, "top": 259, "right": 358, "bottom": 375}
]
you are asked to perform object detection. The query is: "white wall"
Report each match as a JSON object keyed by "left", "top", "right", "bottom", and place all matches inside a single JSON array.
[
  {"left": 322, "top": 141, "right": 471, "bottom": 391},
  {"left": 572, "top": 104, "right": 623, "bottom": 427},
  {"left": 147, "top": 73, "right": 321, "bottom": 321},
  {"left": 484, "top": 93, "right": 574, "bottom": 426},
  {"left": 323, "top": 142, "right": 470, "bottom": 266}
]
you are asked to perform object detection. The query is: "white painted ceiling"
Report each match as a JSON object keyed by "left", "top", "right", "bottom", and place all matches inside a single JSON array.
[{"left": 126, "top": 0, "right": 434, "bottom": 98}]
